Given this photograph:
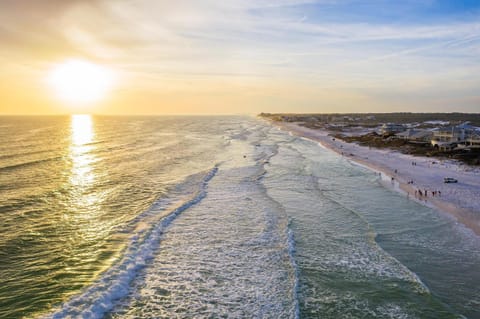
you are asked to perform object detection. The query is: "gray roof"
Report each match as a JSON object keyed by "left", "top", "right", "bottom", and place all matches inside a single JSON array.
[
  {"left": 437, "top": 123, "right": 476, "bottom": 133},
  {"left": 395, "top": 129, "right": 432, "bottom": 138}
]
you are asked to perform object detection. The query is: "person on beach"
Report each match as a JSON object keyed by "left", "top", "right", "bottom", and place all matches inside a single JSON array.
[{"left": 419, "top": 190, "right": 423, "bottom": 196}]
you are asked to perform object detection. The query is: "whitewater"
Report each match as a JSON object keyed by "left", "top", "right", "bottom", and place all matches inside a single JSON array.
[{"left": 0, "top": 115, "right": 479, "bottom": 318}]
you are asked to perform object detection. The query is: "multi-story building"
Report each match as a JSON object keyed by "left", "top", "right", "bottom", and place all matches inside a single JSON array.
[{"left": 431, "top": 123, "right": 478, "bottom": 150}]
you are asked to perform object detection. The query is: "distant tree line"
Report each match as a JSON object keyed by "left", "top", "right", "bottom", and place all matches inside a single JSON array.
[{"left": 259, "top": 112, "right": 480, "bottom": 126}]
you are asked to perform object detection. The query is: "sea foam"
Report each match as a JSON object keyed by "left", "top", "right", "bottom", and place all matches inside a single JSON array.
[{"left": 45, "top": 166, "right": 218, "bottom": 319}]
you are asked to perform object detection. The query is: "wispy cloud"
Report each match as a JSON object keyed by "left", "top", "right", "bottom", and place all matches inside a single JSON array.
[{"left": 0, "top": 0, "right": 479, "bottom": 113}]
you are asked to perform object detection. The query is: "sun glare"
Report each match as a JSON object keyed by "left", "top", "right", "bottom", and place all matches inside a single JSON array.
[{"left": 47, "top": 59, "right": 114, "bottom": 104}]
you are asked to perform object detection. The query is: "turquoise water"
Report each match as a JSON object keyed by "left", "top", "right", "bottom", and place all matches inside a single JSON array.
[{"left": 0, "top": 116, "right": 479, "bottom": 318}]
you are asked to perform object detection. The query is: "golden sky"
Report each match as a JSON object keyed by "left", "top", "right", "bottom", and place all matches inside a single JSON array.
[{"left": 0, "top": 0, "right": 479, "bottom": 114}]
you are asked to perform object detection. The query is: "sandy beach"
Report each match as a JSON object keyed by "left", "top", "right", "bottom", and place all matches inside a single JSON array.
[{"left": 274, "top": 121, "right": 480, "bottom": 236}]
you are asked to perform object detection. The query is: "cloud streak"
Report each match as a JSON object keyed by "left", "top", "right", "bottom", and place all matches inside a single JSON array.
[{"left": 0, "top": 0, "right": 479, "bottom": 113}]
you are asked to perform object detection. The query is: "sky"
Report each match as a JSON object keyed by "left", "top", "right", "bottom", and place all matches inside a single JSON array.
[{"left": 0, "top": 0, "right": 479, "bottom": 115}]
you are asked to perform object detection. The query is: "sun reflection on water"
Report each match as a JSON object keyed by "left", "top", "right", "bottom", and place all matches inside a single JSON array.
[
  {"left": 70, "top": 114, "right": 96, "bottom": 192},
  {"left": 64, "top": 115, "right": 117, "bottom": 289},
  {"left": 69, "top": 114, "right": 128, "bottom": 273}
]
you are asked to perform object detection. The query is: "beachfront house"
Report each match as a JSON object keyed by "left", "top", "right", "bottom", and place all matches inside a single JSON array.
[
  {"left": 431, "top": 123, "right": 478, "bottom": 150},
  {"left": 381, "top": 123, "right": 406, "bottom": 136},
  {"left": 466, "top": 132, "right": 480, "bottom": 148},
  {"left": 395, "top": 129, "right": 433, "bottom": 144}
]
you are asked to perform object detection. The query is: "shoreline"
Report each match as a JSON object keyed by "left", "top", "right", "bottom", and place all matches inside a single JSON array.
[{"left": 271, "top": 120, "right": 480, "bottom": 237}]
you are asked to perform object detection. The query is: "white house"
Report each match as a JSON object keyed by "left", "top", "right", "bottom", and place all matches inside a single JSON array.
[
  {"left": 431, "top": 123, "right": 478, "bottom": 150},
  {"left": 466, "top": 131, "right": 480, "bottom": 148},
  {"left": 432, "top": 123, "right": 475, "bottom": 142},
  {"left": 381, "top": 123, "right": 406, "bottom": 136}
]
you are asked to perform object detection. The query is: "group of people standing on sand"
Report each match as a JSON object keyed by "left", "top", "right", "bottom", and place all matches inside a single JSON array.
[{"left": 414, "top": 189, "right": 441, "bottom": 198}]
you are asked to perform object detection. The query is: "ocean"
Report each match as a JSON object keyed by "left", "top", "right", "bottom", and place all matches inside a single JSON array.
[{"left": 0, "top": 115, "right": 479, "bottom": 319}]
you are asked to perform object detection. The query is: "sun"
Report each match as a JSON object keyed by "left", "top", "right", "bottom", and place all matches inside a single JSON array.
[{"left": 47, "top": 59, "right": 114, "bottom": 105}]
